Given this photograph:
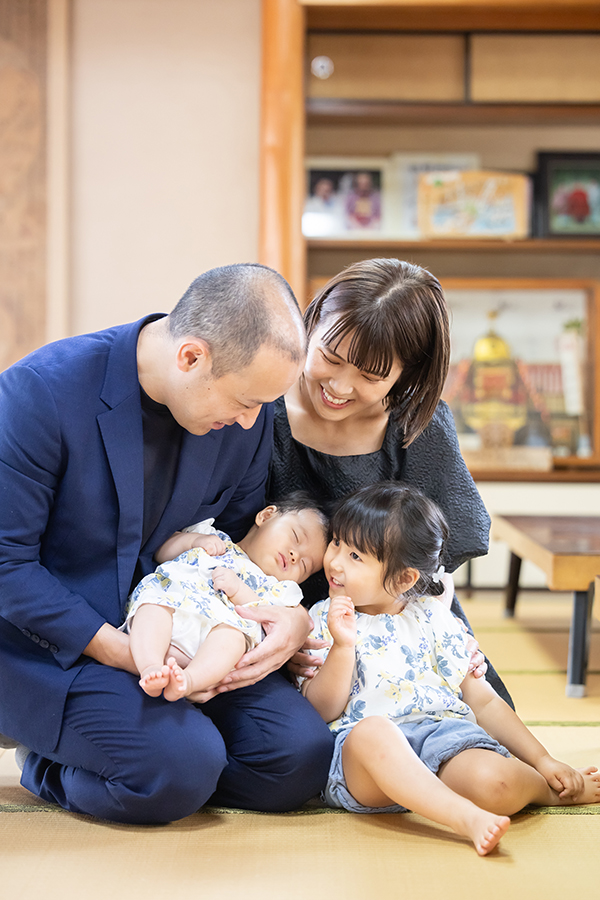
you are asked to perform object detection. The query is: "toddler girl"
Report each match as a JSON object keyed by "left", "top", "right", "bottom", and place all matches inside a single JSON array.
[{"left": 302, "top": 482, "right": 600, "bottom": 856}]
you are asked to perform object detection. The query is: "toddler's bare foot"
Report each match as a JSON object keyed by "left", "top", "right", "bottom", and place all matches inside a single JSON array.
[
  {"left": 459, "top": 808, "right": 510, "bottom": 856},
  {"left": 139, "top": 664, "right": 171, "bottom": 697},
  {"left": 557, "top": 767, "right": 600, "bottom": 805},
  {"left": 163, "top": 657, "right": 191, "bottom": 702}
]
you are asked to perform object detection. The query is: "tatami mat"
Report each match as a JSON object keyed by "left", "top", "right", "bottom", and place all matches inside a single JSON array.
[
  {"left": 1, "top": 786, "right": 599, "bottom": 900},
  {"left": 2, "top": 589, "right": 600, "bottom": 900},
  {"left": 463, "top": 589, "right": 600, "bottom": 723}
]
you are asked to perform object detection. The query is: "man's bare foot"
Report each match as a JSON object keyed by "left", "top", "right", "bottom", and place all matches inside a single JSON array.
[
  {"left": 459, "top": 807, "right": 510, "bottom": 856},
  {"left": 556, "top": 767, "right": 600, "bottom": 806},
  {"left": 163, "top": 657, "right": 191, "bottom": 702},
  {"left": 139, "top": 664, "right": 171, "bottom": 697}
]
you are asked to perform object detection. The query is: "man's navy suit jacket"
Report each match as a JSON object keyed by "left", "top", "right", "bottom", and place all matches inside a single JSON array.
[{"left": 0, "top": 317, "right": 273, "bottom": 752}]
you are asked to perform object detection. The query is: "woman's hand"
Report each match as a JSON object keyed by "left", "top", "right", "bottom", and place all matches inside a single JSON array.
[
  {"left": 209, "top": 605, "right": 312, "bottom": 693},
  {"left": 466, "top": 636, "right": 487, "bottom": 679}
]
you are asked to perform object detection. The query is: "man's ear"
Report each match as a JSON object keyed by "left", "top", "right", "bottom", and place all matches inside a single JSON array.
[
  {"left": 254, "top": 505, "right": 278, "bottom": 527},
  {"left": 175, "top": 339, "right": 211, "bottom": 373}
]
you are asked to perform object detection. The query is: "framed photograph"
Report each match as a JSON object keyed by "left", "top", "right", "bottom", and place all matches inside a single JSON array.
[
  {"left": 536, "top": 152, "right": 600, "bottom": 237},
  {"left": 417, "top": 170, "right": 531, "bottom": 240},
  {"left": 302, "top": 156, "right": 392, "bottom": 238},
  {"left": 391, "top": 152, "right": 480, "bottom": 238},
  {"left": 440, "top": 278, "right": 600, "bottom": 473}
]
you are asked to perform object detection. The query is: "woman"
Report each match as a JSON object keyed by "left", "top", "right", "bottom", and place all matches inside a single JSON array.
[{"left": 268, "top": 258, "right": 512, "bottom": 706}]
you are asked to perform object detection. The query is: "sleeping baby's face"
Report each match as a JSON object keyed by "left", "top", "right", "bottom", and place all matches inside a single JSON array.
[{"left": 238, "top": 507, "right": 327, "bottom": 584}]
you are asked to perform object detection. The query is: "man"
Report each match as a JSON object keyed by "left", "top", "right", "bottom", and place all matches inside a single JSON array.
[{"left": 0, "top": 263, "right": 334, "bottom": 823}]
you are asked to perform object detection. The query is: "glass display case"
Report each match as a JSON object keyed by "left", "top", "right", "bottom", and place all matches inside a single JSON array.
[{"left": 441, "top": 279, "right": 600, "bottom": 473}]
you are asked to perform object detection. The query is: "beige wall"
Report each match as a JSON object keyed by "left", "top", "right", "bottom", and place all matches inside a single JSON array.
[{"left": 70, "top": 0, "right": 262, "bottom": 335}]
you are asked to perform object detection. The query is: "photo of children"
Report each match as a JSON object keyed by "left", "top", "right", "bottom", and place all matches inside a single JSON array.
[{"left": 302, "top": 160, "right": 385, "bottom": 236}]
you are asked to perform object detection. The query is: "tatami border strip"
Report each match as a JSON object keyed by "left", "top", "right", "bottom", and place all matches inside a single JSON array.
[
  {"left": 499, "top": 669, "right": 600, "bottom": 675},
  {"left": 1, "top": 802, "right": 600, "bottom": 817},
  {"left": 523, "top": 720, "right": 600, "bottom": 727},
  {"left": 522, "top": 805, "right": 600, "bottom": 815}
]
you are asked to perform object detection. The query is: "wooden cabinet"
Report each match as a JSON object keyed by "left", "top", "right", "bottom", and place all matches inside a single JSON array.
[{"left": 259, "top": 0, "right": 600, "bottom": 480}]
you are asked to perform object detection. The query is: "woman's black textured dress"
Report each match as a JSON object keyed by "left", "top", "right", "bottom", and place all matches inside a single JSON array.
[{"left": 268, "top": 396, "right": 514, "bottom": 708}]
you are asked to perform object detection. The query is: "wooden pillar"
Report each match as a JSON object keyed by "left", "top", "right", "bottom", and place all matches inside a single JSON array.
[
  {"left": 259, "top": 0, "right": 306, "bottom": 305},
  {"left": 46, "top": 0, "right": 70, "bottom": 344}
]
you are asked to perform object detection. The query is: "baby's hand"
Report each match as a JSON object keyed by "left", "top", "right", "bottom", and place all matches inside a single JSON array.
[
  {"left": 212, "top": 566, "right": 242, "bottom": 599},
  {"left": 155, "top": 530, "right": 226, "bottom": 564},
  {"left": 193, "top": 534, "right": 227, "bottom": 557},
  {"left": 327, "top": 595, "right": 357, "bottom": 649},
  {"left": 536, "top": 754, "right": 585, "bottom": 799}
]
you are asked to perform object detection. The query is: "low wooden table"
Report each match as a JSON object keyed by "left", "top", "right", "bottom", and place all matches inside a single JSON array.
[{"left": 492, "top": 515, "right": 600, "bottom": 698}]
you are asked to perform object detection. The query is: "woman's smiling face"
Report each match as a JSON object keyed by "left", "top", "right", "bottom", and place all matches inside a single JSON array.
[{"left": 302, "top": 322, "right": 402, "bottom": 423}]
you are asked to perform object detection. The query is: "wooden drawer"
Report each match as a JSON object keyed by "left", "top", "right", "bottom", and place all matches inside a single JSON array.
[
  {"left": 307, "top": 33, "right": 465, "bottom": 101},
  {"left": 471, "top": 35, "right": 600, "bottom": 103}
]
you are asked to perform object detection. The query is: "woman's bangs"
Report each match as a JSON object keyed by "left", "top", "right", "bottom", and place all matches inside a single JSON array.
[{"left": 323, "top": 314, "right": 395, "bottom": 379}]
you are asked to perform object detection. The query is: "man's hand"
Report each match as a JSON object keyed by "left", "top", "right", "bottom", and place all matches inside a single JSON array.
[
  {"left": 287, "top": 636, "right": 331, "bottom": 680},
  {"left": 84, "top": 623, "right": 138, "bottom": 674},
  {"left": 212, "top": 605, "right": 312, "bottom": 692}
]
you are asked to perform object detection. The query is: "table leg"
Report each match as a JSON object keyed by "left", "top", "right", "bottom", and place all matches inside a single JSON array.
[
  {"left": 464, "top": 559, "right": 473, "bottom": 599},
  {"left": 504, "top": 552, "right": 522, "bottom": 618},
  {"left": 566, "top": 583, "right": 594, "bottom": 698}
]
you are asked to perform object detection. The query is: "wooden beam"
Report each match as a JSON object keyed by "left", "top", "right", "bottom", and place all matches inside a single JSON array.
[
  {"left": 303, "top": 2, "right": 600, "bottom": 32},
  {"left": 259, "top": 0, "right": 307, "bottom": 304},
  {"left": 47, "top": 0, "right": 71, "bottom": 343}
]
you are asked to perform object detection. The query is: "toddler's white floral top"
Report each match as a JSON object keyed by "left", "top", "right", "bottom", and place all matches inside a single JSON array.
[{"left": 305, "top": 597, "right": 475, "bottom": 733}]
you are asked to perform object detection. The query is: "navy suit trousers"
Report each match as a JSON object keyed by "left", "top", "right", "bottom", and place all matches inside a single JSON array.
[{"left": 21, "top": 662, "right": 334, "bottom": 824}]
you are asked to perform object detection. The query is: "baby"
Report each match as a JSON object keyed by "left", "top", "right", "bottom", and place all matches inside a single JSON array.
[{"left": 125, "top": 493, "right": 328, "bottom": 701}]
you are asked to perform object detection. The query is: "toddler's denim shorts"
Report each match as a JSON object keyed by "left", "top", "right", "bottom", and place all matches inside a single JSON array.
[{"left": 324, "top": 716, "right": 511, "bottom": 814}]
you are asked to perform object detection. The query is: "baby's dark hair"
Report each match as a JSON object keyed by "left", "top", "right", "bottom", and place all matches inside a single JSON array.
[
  {"left": 330, "top": 482, "right": 448, "bottom": 601},
  {"left": 272, "top": 492, "right": 329, "bottom": 539}
]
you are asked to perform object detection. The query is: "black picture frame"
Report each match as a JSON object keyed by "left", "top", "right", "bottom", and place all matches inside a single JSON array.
[
  {"left": 536, "top": 152, "right": 600, "bottom": 238},
  {"left": 302, "top": 156, "right": 390, "bottom": 238}
]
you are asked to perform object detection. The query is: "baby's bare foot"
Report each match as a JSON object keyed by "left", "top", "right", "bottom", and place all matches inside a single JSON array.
[
  {"left": 139, "top": 664, "right": 171, "bottom": 697},
  {"left": 462, "top": 808, "right": 510, "bottom": 856},
  {"left": 163, "top": 657, "right": 190, "bottom": 702},
  {"left": 559, "top": 767, "right": 600, "bottom": 805}
]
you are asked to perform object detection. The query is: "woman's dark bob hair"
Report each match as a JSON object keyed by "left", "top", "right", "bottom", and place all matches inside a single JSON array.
[
  {"left": 330, "top": 482, "right": 449, "bottom": 600},
  {"left": 304, "top": 258, "right": 450, "bottom": 446}
]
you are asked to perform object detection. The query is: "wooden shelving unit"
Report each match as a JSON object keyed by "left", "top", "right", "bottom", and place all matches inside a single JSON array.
[
  {"left": 471, "top": 470, "right": 600, "bottom": 483},
  {"left": 308, "top": 238, "right": 600, "bottom": 253},
  {"left": 259, "top": 0, "right": 600, "bottom": 482},
  {"left": 307, "top": 100, "right": 600, "bottom": 127}
]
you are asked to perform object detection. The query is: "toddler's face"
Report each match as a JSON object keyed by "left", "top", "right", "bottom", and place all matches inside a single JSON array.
[
  {"left": 242, "top": 508, "right": 326, "bottom": 584},
  {"left": 324, "top": 537, "right": 398, "bottom": 615}
]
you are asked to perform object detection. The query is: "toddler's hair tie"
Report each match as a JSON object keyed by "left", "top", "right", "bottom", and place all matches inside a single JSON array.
[{"left": 431, "top": 565, "right": 445, "bottom": 584}]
